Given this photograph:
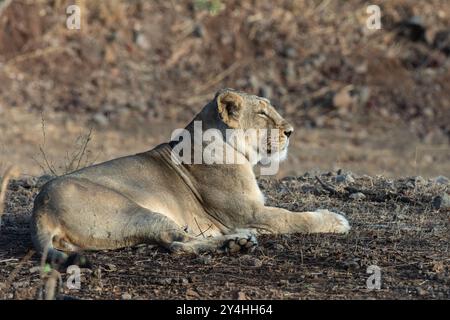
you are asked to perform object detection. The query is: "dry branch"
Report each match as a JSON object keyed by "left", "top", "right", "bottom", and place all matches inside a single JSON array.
[{"left": 315, "top": 175, "right": 418, "bottom": 205}]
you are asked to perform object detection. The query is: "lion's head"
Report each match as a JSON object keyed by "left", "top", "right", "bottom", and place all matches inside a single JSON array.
[{"left": 214, "top": 88, "right": 294, "bottom": 165}]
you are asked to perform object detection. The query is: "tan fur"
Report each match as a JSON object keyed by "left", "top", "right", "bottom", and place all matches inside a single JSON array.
[{"left": 31, "top": 89, "right": 350, "bottom": 259}]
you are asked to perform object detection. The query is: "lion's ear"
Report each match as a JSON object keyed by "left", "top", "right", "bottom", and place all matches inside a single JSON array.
[{"left": 216, "top": 91, "right": 243, "bottom": 128}]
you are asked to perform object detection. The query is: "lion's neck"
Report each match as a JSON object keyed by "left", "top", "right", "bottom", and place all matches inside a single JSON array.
[{"left": 173, "top": 103, "right": 253, "bottom": 166}]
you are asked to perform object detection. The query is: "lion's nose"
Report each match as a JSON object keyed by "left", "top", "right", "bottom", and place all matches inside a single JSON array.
[{"left": 284, "top": 127, "right": 294, "bottom": 138}]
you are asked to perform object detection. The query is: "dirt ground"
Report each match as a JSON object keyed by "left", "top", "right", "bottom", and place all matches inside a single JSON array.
[
  {"left": 0, "top": 173, "right": 448, "bottom": 300},
  {"left": 0, "top": 0, "right": 449, "bottom": 178}
]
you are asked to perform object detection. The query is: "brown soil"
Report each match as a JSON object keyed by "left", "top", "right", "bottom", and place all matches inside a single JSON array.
[
  {"left": 0, "top": 0, "right": 449, "bottom": 178},
  {"left": 0, "top": 174, "right": 448, "bottom": 300}
]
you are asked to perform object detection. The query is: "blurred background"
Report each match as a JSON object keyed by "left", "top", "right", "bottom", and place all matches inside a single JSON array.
[{"left": 0, "top": 0, "right": 449, "bottom": 178}]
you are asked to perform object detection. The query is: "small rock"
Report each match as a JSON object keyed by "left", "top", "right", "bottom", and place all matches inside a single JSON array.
[
  {"left": 121, "top": 293, "right": 132, "bottom": 300},
  {"left": 333, "top": 86, "right": 354, "bottom": 110},
  {"left": 432, "top": 194, "right": 450, "bottom": 210},
  {"left": 239, "top": 255, "right": 262, "bottom": 267},
  {"left": 248, "top": 75, "right": 259, "bottom": 89},
  {"left": 154, "top": 278, "right": 172, "bottom": 285},
  {"left": 186, "top": 289, "right": 201, "bottom": 299},
  {"left": 282, "top": 46, "right": 297, "bottom": 58},
  {"left": 232, "top": 290, "right": 247, "bottom": 300},
  {"left": 396, "top": 16, "right": 426, "bottom": 42},
  {"left": 92, "top": 112, "right": 109, "bottom": 127},
  {"left": 188, "top": 275, "right": 201, "bottom": 283},
  {"left": 336, "top": 174, "right": 355, "bottom": 184},
  {"left": 102, "top": 104, "right": 115, "bottom": 113},
  {"left": 416, "top": 287, "right": 428, "bottom": 296},
  {"left": 195, "top": 255, "right": 212, "bottom": 265},
  {"left": 21, "top": 177, "right": 38, "bottom": 188},
  {"left": 433, "top": 30, "right": 450, "bottom": 55},
  {"left": 284, "top": 60, "right": 296, "bottom": 82},
  {"left": 433, "top": 176, "right": 449, "bottom": 185},
  {"left": 349, "top": 192, "right": 366, "bottom": 200},
  {"left": 357, "top": 86, "right": 371, "bottom": 107},
  {"left": 405, "top": 181, "right": 415, "bottom": 189},
  {"left": 136, "top": 33, "right": 150, "bottom": 50},
  {"left": 342, "top": 259, "right": 360, "bottom": 270},
  {"left": 12, "top": 281, "right": 29, "bottom": 289},
  {"left": 414, "top": 176, "right": 426, "bottom": 185},
  {"left": 193, "top": 23, "right": 205, "bottom": 38},
  {"left": 103, "top": 263, "right": 117, "bottom": 272},
  {"left": 93, "top": 268, "right": 102, "bottom": 279},
  {"left": 29, "top": 266, "right": 40, "bottom": 273},
  {"left": 258, "top": 85, "right": 272, "bottom": 99}
]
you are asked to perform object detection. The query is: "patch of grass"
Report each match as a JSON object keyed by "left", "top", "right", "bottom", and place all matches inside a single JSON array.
[{"left": 194, "top": 0, "right": 224, "bottom": 15}]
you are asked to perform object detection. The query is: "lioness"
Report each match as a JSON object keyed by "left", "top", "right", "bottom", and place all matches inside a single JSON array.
[{"left": 31, "top": 89, "right": 350, "bottom": 264}]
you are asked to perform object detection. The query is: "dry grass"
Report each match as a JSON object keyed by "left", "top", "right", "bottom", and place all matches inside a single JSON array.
[{"left": 33, "top": 115, "right": 96, "bottom": 176}]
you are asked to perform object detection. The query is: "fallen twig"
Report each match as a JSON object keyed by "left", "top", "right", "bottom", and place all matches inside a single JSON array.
[
  {"left": 315, "top": 175, "right": 418, "bottom": 205},
  {"left": 0, "top": 258, "right": 19, "bottom": 264},
  {"left": 315, "top": 175, "right": 340, "bottom": 196},
  {"left": 344, "top": 186, "right": 418, "bottom": 205}
]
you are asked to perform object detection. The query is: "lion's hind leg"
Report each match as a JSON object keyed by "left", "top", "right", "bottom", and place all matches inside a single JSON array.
[{"left": 169, "top": 229, "right": 258, "bottom": 255}]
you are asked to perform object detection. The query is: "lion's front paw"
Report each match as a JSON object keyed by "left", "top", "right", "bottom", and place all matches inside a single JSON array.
[
  {"left": 315, "top": 209, "right": 351, "bottom": 234},
  {"left": 222, "top": 233, "right": 258, "bottom": 253}
]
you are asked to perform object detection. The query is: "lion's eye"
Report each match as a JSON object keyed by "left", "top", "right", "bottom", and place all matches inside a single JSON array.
[{"left": 258, "top": 112, "right": 268, "bottom": 118}]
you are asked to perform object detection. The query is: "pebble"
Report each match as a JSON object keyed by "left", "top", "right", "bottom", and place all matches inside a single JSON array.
[
  {"left": 195, "top": 255, "right": 212, "bottom": 265},
  {"left": 258, "top": 85, "right": 272, "bottom": 99},
  {"left": 232, "top": 290, "right": 247, "bottom": 300},
  {"left": 92, "top": 112, "right": 109, "bottom": 127},
  {"left": 103, "top": 263, "right": 117, "bottom": 272},
  {"left": 21, "top": 177, "right": 37, "bottom": 188},
  {"left": 433, "top": 176, "right": 449, "bottom": 185},
  {"left": 121, "top": 293, "right": 132, "bottom": 300},
  {"left": 283, "top": 46, "right": 297, "bottom": 58},
  {"left": 336, "top": 173, "right": 355, "bottom": 184},
  {"left": 239, "top": 255, "right": 262, "bottom": 267},
  {"left": 349, "top": 192, "right": 366, "bottom": 200},
  {"left": 155, "top": 278, "right": 172, "bottom": 285},
  {"left": 333, "top": 86, "right": 354, "bottom": 110},
  {"left": 416, "top": 287, "right": 428, "bottom": 296},
  {"left": 433, "top": 30, "right": 450, "bottom": 55},
  {"left": 135, "top": 33, "right": 150, "bottom": 50},
  {"left": 413, "top": 176, "right": 426, "bottom": 185},
  {"left": 432, "top": 193, "right": 450, "bottom": 210},
  {"left": 186, "top": 289, "right": 201, "bottom": 299},
  {"left": 396, "top": 16, "right": 426, "bottom": 42},
  {"left": 193, "top": 23, "right": 205, "bottom": 38}
]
